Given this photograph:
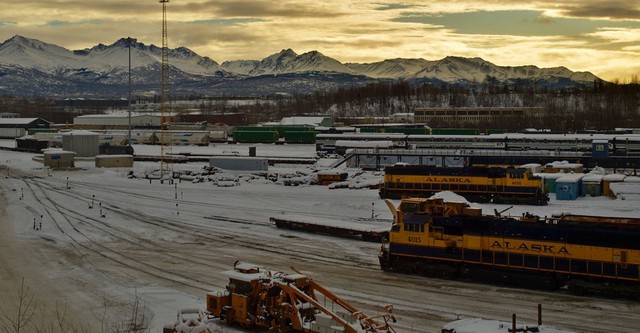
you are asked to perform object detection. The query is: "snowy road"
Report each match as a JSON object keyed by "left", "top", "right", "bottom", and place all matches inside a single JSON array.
[{"left": 1, "top": 149, "right": 639, "bottom": 333}]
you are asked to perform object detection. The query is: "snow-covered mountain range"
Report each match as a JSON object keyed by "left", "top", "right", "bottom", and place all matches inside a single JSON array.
[{"left": 0, "top": 35, "right": 601, "bottom": 97}]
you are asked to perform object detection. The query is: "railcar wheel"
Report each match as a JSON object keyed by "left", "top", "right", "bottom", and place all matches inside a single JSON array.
[{"left": 567, "top": 280, "right": 588, "bottom": 295}]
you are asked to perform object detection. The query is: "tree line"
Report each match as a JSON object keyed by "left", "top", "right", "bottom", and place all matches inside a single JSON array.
[{"left": 1, "top": 79, "right": 638, "bottom": 132}]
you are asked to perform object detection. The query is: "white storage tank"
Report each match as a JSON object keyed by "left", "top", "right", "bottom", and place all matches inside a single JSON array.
[{"left": 62, "top": 130, "right": 100, "bottom": 157}]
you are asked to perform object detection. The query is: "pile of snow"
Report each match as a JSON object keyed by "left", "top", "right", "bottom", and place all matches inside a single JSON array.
[
  {"left": 328, "top": 170, "right": 383, "bottom": 189},
  {"left": 610, "top": 179, "right": 640, "bottom": 201},
  {"left": 520, "top": 163, "right": 542, "bottom": 173},
  {"left": 544, "top": 160, "right": 583, "bottom": 172},
  {"left": 208, "top": 173, "right": 240, "bottom": 187},
  {"left": 276, "top": 171, "right": 315, "bottom": 186},
  {"left": 431, "top": 191, "right": 471, "bottom": 204}
]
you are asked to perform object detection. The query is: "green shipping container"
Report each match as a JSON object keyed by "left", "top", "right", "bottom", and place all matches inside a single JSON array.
[
  {"left": 234, "top": 126, "right": 276, "bottom": 132},
  {"left": 486, "top": 128, "right": 507, "bottom": 134},
  {"left": 358, "top": 127, "right": 384, "bottom": 133},
  {"left": 283, "top": 131, "right": 316, "bottom": 144},
  {"left": 432, "top": 128, "right": 480, "bottom": 135},
  {"left": 232, "top": 130, "right": 279, "bottom": 143},
  {"left": 385, "top": 128, "right": 430, "bottom": 135},
  {"left": 235, "top": 126, "right": 314, "bottom": 138}
]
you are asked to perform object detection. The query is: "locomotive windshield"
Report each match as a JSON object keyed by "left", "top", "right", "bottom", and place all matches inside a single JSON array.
[{"left": 507, "top": 168, "right": 526, "bottom": 179}]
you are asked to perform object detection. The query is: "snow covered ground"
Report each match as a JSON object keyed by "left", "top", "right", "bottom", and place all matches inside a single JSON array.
[{"left": 0, "top": 141, "right": 639, "bottom": 333}]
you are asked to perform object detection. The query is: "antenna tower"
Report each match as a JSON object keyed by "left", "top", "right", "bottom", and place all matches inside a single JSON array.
[{"left": 159, "top": 0, "right": 172, "bottom": 179}]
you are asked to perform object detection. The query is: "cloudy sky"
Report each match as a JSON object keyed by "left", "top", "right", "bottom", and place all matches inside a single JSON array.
[{"left": 1, "top": 0, "right": 639, "bottom": 81}]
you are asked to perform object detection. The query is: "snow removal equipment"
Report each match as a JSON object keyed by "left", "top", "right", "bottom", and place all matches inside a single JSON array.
[{"left": 205, "top": 261, "right": 397, "bottom": 333}]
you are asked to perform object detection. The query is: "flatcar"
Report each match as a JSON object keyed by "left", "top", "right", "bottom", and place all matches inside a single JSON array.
[
  {"left": 379, "top": 197, "right": 640, "bottom": 296},
  {"left": 379, "top": 165, "right": 548, "bottom": 205}
]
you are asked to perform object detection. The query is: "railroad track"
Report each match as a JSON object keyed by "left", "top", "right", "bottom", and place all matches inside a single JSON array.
[
  {"left": 5, "top": 166, "right": 639, "bottom": 333},
  {"left": 19, "top": 176, "right": 381, "bottom": 278}
]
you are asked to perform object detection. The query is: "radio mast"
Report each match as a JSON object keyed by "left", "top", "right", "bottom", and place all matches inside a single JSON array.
[{"left": 159, "top": 0, "right": 172, "bottom": 179}]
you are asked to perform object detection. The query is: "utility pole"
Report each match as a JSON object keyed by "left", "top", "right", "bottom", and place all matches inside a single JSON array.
[
  {"left": 159, "top": 0, "right": 172, "bottom": 180},
  {"left": 128, "top": 36, "right": 136, "bottom": 153}
]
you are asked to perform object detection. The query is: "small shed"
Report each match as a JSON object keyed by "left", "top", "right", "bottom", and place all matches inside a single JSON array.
[
  {"left": 555, "top": 174, "right": 584, "bottom": 200},
  {"left": 538, "top": 173, "right": 564, "bottom": 194},
  {"left": 210, "top": 157, "right": 268, "bottom": 171},
  {"left": 603, "top": 174, "right": 626, "bottom": 198},
  {"left": 62, "top": 130, "right": 100, "bottom": 157},
  {"left": 591, "top": 139, "right": 609, "bottom": 159},
  {"left": 95, "top": 155, "right": 134, "bottom": 168},
  {"left": 43, "top": 150, "right": 75, "bottom": 169},
  {"left": 581, "top": 173, "right": 604, "bottom": 197}
]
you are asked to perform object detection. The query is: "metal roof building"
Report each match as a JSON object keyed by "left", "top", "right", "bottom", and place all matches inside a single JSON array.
[
  {"left": 0, "top": 118, "right": 51, "bottom": 138},
  {"left": 279, "top": 116, "right": 334, "bottom": 127},
  {"left": 73, "top": 113, "right": 178, "bottom": 129}
]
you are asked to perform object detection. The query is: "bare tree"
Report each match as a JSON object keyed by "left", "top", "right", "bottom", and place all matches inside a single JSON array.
[
  {"left": 94, "top": 291, "right": 153, "bottom": 333},
  {"left": 111, "top": 291, "right": 153, "bottom": 333},
  {"left": 0, "top": 278, "right": 38, "bottom": 333},
  {"left": 33, "top": 299, "right": 87, "bottom": 333}
]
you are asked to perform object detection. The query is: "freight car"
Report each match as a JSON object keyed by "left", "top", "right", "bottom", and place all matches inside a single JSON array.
[
  {"left": 378, "top": 197, "right": 640, "bottom": 296},
  {"left": 232, "top": 130, "right": 279, "bottom": 143},
  {"left": 316, "top": 132, "right": 640, "bottom": 156},
  {"left": 379, "top": 165, "right": 548, "bottom": 205}
]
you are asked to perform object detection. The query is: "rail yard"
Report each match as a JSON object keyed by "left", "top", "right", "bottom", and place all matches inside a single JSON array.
[{"left": 1, "top": 145, "right": 639, "bottom": 333}]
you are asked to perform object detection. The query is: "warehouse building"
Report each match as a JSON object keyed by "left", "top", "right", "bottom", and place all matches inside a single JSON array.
[
  {"left": 0, "top": 118, "right": 51, "bottom": 138},
  {"left": 413, "top": 107, "right": 544, "bottom": 125},
  {"left": 73, "top": 113, "right": 177, "bottom": 129},
  {"left": 278, "top": 116, "right": 334, "bottom": 127}
]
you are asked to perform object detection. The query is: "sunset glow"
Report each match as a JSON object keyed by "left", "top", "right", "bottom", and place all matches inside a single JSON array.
[{"left": 1, "top": 1, "right": 638, "bottom": 81}]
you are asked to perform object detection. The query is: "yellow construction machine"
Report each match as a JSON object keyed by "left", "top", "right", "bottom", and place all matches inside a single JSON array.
[{"left": 206, "top": 261, "right": 397, "bottom": 333}]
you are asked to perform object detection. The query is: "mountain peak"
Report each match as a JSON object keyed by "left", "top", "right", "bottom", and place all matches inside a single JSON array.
[
  {"left": 279, "top": 48, "right": 297, "bottom": 56},
  {"left": 112, "top": 37, "right": 140, "bottom": 48},
  {"left": 0, "top": 35, "right": 603, "bottom": 97},
  {"left": 3, "top": 35, "right": 51, "bottom": 50},
  {"left": 7, "top": 35, "right": 30, "bottom": 43}
]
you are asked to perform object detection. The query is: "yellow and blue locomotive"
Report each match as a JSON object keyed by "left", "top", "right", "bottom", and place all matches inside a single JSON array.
[
  {"left": 379, "top": 165, "right": 548, "bottom": 205},
  {"left": 379, "top": 197, "right": 640, "bottom": 296}
]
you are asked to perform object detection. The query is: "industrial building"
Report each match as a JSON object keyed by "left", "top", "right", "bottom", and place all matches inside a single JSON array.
[
  {"left": 0, "top": 118, "right": 51, "bottom": 138},
  {"left": 278, "top": 116, "right": 334, "bottom": 127},
  {"left": 413, "top": 107, "right": 545, "bottom": 124},
  {"left": 73, "top": 113, "right": 176, "bottom": 129}
]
